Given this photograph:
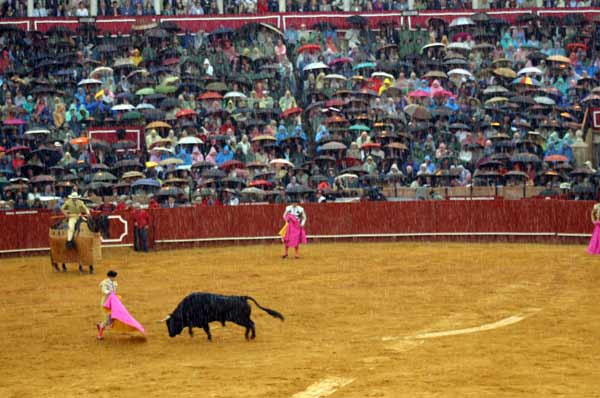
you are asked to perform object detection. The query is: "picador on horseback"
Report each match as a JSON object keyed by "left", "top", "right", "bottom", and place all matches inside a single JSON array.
[{"left": 60, "top": 192, "right": 90, "bottom": 249}]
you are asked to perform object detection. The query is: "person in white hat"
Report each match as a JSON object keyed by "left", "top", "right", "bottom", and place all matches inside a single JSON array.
[{"left": 60, "top": 192, "right": 90, "bottom": 248}]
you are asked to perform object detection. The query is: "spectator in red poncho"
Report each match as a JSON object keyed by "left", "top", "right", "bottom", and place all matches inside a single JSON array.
[
  {"left": 132, "top": 203, "right": 150, "bottom": 252},
  {"left": 0, "top": 50, "right": 10, "bottom": 75},
  {"left": 257, "top": 0, "right": 268, "bottom": 13},
  {"left": 114, "top": 196, "right": 129, "bottom": 211},
  {"left": 148, "top": 197, "right": 160, "bottom": 209},
  {"left": 12, "top": 152, "right": 25, "bottom": 170}
]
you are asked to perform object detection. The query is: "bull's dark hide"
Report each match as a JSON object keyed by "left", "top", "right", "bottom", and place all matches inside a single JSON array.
[{"left": 165, "top": 293, "right": 284, "bottom": 341}]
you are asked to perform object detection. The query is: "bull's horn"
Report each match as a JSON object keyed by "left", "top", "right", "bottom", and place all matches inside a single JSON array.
[{"left": 157, "top": 315, "right": 171, "bottom": 323}]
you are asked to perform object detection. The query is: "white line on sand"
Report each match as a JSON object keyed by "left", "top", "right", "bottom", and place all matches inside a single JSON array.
[
  {"left": 292, "top": 377, "right": 354, "bottom": 398},
  {"left": 382, "top": 308, "right": 541, "bottom": 341}
]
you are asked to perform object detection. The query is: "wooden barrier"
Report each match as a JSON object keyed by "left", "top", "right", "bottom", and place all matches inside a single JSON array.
[{"left": 0, "top": 199, "right": 593, "bottom": 256}]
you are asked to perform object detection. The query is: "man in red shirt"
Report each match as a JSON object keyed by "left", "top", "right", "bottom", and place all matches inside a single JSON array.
[{"left": 132, "top": 203, "right": 150, "bottom": 252}]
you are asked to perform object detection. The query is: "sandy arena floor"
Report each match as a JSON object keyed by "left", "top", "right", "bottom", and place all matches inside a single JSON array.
[{"left": 0, "top": 242, "right": 599, "bottom": 398}]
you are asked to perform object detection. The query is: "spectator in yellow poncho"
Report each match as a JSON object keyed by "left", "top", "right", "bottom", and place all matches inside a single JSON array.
[{"left": 130, "top": 49, "right": 142, "bottom": 66}]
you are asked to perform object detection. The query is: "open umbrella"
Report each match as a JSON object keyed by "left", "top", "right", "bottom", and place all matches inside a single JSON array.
[
  {"left": 159, "top": 158, "right": 184, "bottom": 166},
  {"left": 177, "top": 136, "right": 203, "bottom": 145},
  {"left": 146, "top": 121, "right": 172, "bottom": 130},
  {"left": 544, "top": 154, "right": 569, "bottom": 162},
  {"left": 280, "top": 107, "right": 303, "bottom": 119},
  {"left": 303, "top": 62, "right": 329, "bottom": 72},
  {"left": 92, "top": 172, "right": 117, "bottom": 182},
  {"left": 78, "top": 78, "right": 103, "bottom": 86},
  {"left": 197, "top": 91, "right": 223, "bottom": 101},
  {"left": 269, "top": 159, "right": 294, "bottom": 168},
  {"left": 493, "top": 68, "right": 517, "bottom": 79},
  {"left": 219, "top": 160, "right": 245, "bottom": 171},
  {"left": 111, "top": 104, "right": 135, "bottom": 112},
  {"left": 175, "top": 109, "right": 197, "bottom": 118},
  {"left": 136, "top": 87, "right": 155, "bottom": 96},
  {"left": 449, "top": 17, "right": 475, "bottom": 27},
  {"left": 298, "top": 44, "right": 321, "bottom": 53}
]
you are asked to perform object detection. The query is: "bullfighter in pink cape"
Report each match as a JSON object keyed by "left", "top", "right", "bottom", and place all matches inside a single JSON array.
[
  {"left": 282, "top": 202, "right": 307, "bottom": 259},
  {"left": 588, "top": 203, "right": 600, "bottom": 255},
  {"left": 96, "top": 270, "right": 145, "bottom": 340}
]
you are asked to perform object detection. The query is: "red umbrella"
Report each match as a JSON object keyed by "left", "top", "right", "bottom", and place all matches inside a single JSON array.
[
  {"left": 544, "top": 154, "right": 569, "bottom": 162},
  {"left": 5, "top": 145, "right": 30, "bottom": 154},
  {"left": 280, "top": 107, "right": 303, "bottom": 119},
  {"left": 325, "top": 99, "right": 345, "bottom": 108},
  {"left": 0, "top": 146, "right": 5, "bottom": 152},
  {"left": 328, "top": 57, "right": 352, "bottom": 66},
  {"left": 567, "top": 42, "right": 587, "bottom": 52},
  {"left": 362, "top": 142, "right": 382, "bottom": 149},
  {"left": 3, "top": 118, "right": 26, "bottom": 125},
  {"left": 176, "top": 109, "right": 197, "bottom": 118},
  {"left": 408, "top": 90, "right": 430, "bottom": 98},
  {"left": 162, "top": 57, "right": 179, "bottom": 66},
  {"left": 219, "top": 159, "right": 245, "bottom": 171},
  {"left": 298, "top": 44, "right": 321, "bottom": 53},
  {"left": 249, "top": 179, "right": 273, "bottom": 188},
  {"left": 432, "top": 90, "right": 456, "bottom": 98},
  {"left": 197, "top": 91, "right": 223, "bottom": 100}
]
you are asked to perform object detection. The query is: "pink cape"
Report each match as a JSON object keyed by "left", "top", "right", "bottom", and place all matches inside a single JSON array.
[
  {"left": 103, "top": 292, "right": 146, "bottom": 335},
  {"left": 588, "top": 222, "right": 600, "bottom": 255},
  {"left": 283, "top": 213, "right": 307, "bottom": 248}
]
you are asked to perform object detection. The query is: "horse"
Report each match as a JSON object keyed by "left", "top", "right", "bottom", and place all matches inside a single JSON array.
[{"left": 49, "top": 214, "right": 105, "bottom": 274}]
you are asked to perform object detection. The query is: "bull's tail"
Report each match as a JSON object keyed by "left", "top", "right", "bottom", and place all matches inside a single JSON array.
[{"left": 244, "top": 296, "right": 284, "bottom": 321}]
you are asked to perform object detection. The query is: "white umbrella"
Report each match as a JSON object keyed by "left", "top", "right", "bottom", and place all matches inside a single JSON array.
[
  {"left": 371, "top": 72, "right": 395, "bottom": 80},
  {"left": 25, "top": 128, "right": 50, "bottom": 135},
  {"left": 517, "top": 66, "right": 543, "bottom": 75},
  {"left": 447, "top": 42, "right": 472, "bottom": 51},
  {"left": 78, "top": 78, "right": 103, "bottom": 86},
  {"left": 324, "top": 74, "right": 347, "bottom": 80},
  {"left": 136, "top": 103, "right": 155, "bottom": 110},
  {"left": 483, "top": 85, "right": 509, "bottom": 95},
  {"left": 111, "top": 104, "right": 135, "bottom": 112},
  {"left": 421, "top": 42, "right": 446, "bottom": 53},
  {"left": 448, "top": 68, "right": 473, "bottom": 78},
  {"left": 177, "top": 136, "right": 203, "bottom": 145},
  {"left": 449, "top": 17, "right": 475, "bottom": 27},
  {"left": 224, "top": 91, "right": 247, "bottom": 99},
  {"left": 150, "top": 146, "right": 174, "bottom": 154},
  {"left": 303, "top": 62, "right": 329, "bottom": 72},
  {"left": 534, "top": 96, "right": 556, "bottom": 105},
  {"left": 269, "top": 158, "right": 295, "bottom": 168}
]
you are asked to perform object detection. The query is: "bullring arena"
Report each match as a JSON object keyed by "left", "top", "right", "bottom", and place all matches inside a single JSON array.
[{"left": 1, "top": 240, "right": 599, "bottom": 397}]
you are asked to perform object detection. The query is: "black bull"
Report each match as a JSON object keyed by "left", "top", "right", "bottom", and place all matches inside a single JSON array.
[{"left": 162, "top": 293, "right": 284, "bottom": 340}]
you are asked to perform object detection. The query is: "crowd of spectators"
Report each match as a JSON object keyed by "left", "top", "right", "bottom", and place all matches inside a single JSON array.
[
  {"left": 1, "top": 10, "right": 600, "bottom": 211},
  {"left": 3, "top": 0, "right": 600, "bottom": 19}
]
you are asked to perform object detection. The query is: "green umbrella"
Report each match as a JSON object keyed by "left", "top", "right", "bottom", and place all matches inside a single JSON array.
[
  {"left": 205, "top": 82, "right": 228, "bottom": 92},
  {"left": 155, "top": 85, "right": 177, "bottom": 94},
  {"left": 122, "top": 111, "right": 143, "bottom": 121},
  {"left": 136, "top": 87, "right": 155, "bottom": 96},
  {"left": 349, "top": 124, "right": 371, "bottom": 132}
]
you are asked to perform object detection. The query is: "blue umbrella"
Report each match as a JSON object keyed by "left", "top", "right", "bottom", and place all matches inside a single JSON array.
[
  {"left": 131, "top": 178, "right": 161, "bottom": 188},
  {"left": 352, "top": 62, "right": 376, "bottom": 71}
]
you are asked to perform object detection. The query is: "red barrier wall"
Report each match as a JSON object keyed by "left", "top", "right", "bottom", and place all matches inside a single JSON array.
[
  {"left": 1, "top": 8, "right": 599, "bottom": 34},
  {"left": 1, "top": 200, "right": 592, "bottom": 256}
]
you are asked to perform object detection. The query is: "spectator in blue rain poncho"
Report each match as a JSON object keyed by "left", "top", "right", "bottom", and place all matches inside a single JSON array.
[
  {"left": 544, "top": 132, "right": 563, "bottom": 158},
  {"left": 291, "top": 125, "right": 307, "bottom": 142},
  {"left": 315, "top": 124, "right": 330, "bottom": 152},
  {"left": 216, "top": 145, "right": 233, "bottom": 166},
  {"left": 276, "top": 124, "right": 288, "bottom": 145},
  {"left": 177, "top": 147, "right": 192, "bottom": 166}
]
